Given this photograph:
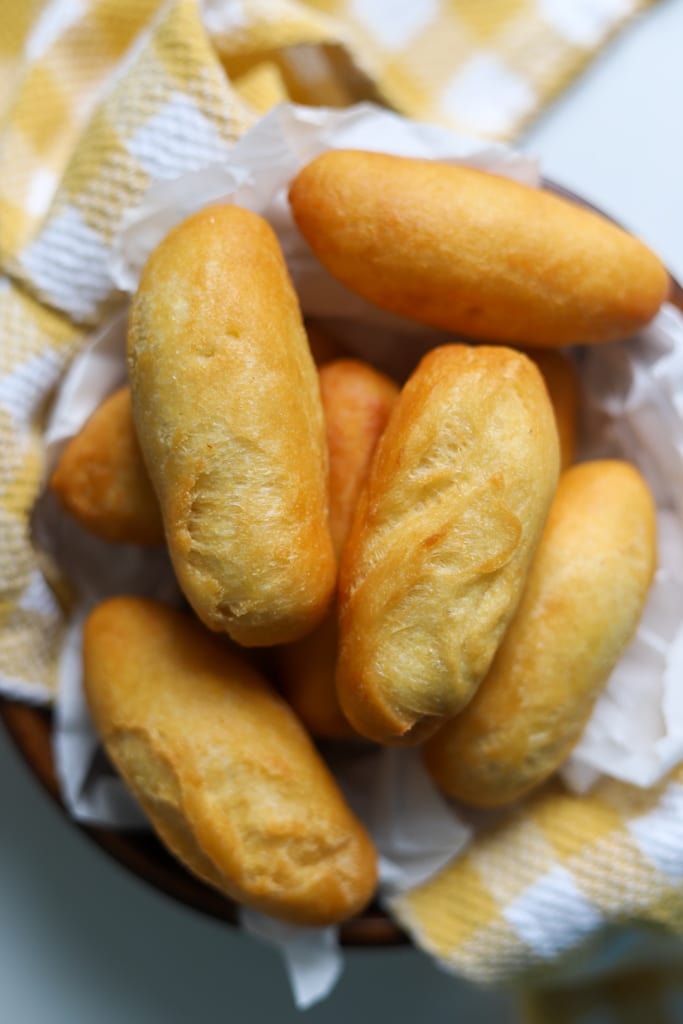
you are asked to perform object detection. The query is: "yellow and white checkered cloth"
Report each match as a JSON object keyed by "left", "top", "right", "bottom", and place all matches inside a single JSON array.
[
  {"left": 2, "top": 0, "right": 680, "bottom": 1015},
  {"left": 390, "top": 776, "right": 683, "bottom": 979}
]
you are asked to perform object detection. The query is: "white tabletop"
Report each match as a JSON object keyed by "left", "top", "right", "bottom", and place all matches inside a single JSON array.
[{"left": 2, "top": 3, "right": 683, "bottom": 1021}]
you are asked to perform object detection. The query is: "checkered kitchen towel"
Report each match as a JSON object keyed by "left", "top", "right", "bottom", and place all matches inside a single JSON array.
[
  {"left": 2, "top": 0, "right": 680, "bottom": 1015},
  {"left": 390, "top": 776, "right": 683, "bottom": 978}
]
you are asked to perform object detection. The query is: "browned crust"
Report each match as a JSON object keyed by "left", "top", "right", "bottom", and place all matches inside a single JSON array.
[
  {"left": 127, "top": 205, "right": 336, "bottom": 646},
  {"left": 84, "top": 597, "right": 378, "bottom": 925},
  {"left": 289, "top": 151, "right": 669, "bottom": 347},
  {"left": 423, "top": 461, "right": 657, "bottom": 806},
  {"left": 50, "top": 387, "right": 164, "bottom": 545},
  {"left": 336, "top": 344, "right": 560, "bottom": 744}
]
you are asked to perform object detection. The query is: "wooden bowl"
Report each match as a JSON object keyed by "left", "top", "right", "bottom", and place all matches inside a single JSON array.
[{"left": 1, "top": 181, "right": 681, "bottom": 946}]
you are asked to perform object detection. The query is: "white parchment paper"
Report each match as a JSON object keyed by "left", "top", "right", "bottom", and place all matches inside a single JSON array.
[
  {"left": 30, "top": 103, "right": 683, "bottom": 1008},
  {"left": 561, "top": 308, "right": 683, "bottom": 792}
]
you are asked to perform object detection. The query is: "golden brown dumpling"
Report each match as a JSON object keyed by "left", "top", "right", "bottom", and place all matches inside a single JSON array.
[
  {"left": 336, "top": 344, "right": 560, "bottom": 744},
  {"left": 423, "top": 461, "right": 657, "bottom": 806},
  {"left": 84, "top": 597, "right": 378, "bottom": 926},
  {"left": 128, "top": 204, "right": 335, "bottom": 646},
  {"left": 289, "top": 151, "right": 668, "bottom": 347}
]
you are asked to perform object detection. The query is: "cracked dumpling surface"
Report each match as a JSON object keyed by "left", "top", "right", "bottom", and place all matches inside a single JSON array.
[
  {"left": 336, "top": 345, "right": 560, "bottom": 744},
  {"left": 127, "top": 204, "right": 335, "bottom": 646},
  {"left": 83, "top": 598, "right": 377, "bottom": 925}
]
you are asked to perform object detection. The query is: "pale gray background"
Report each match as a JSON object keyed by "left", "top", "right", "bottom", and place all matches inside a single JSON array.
[{"left": 2, "top": 1, "right": 683, "bottom": 1020}]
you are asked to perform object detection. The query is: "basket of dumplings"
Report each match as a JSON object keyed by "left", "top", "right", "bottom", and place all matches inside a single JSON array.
[{"left": 29, "top": 106, "right": 683, "bottom": 980}]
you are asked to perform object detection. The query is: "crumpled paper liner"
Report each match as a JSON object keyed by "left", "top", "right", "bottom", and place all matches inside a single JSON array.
[{"left": 26, "top": 103, "right": 683, "bottom": 1006}]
